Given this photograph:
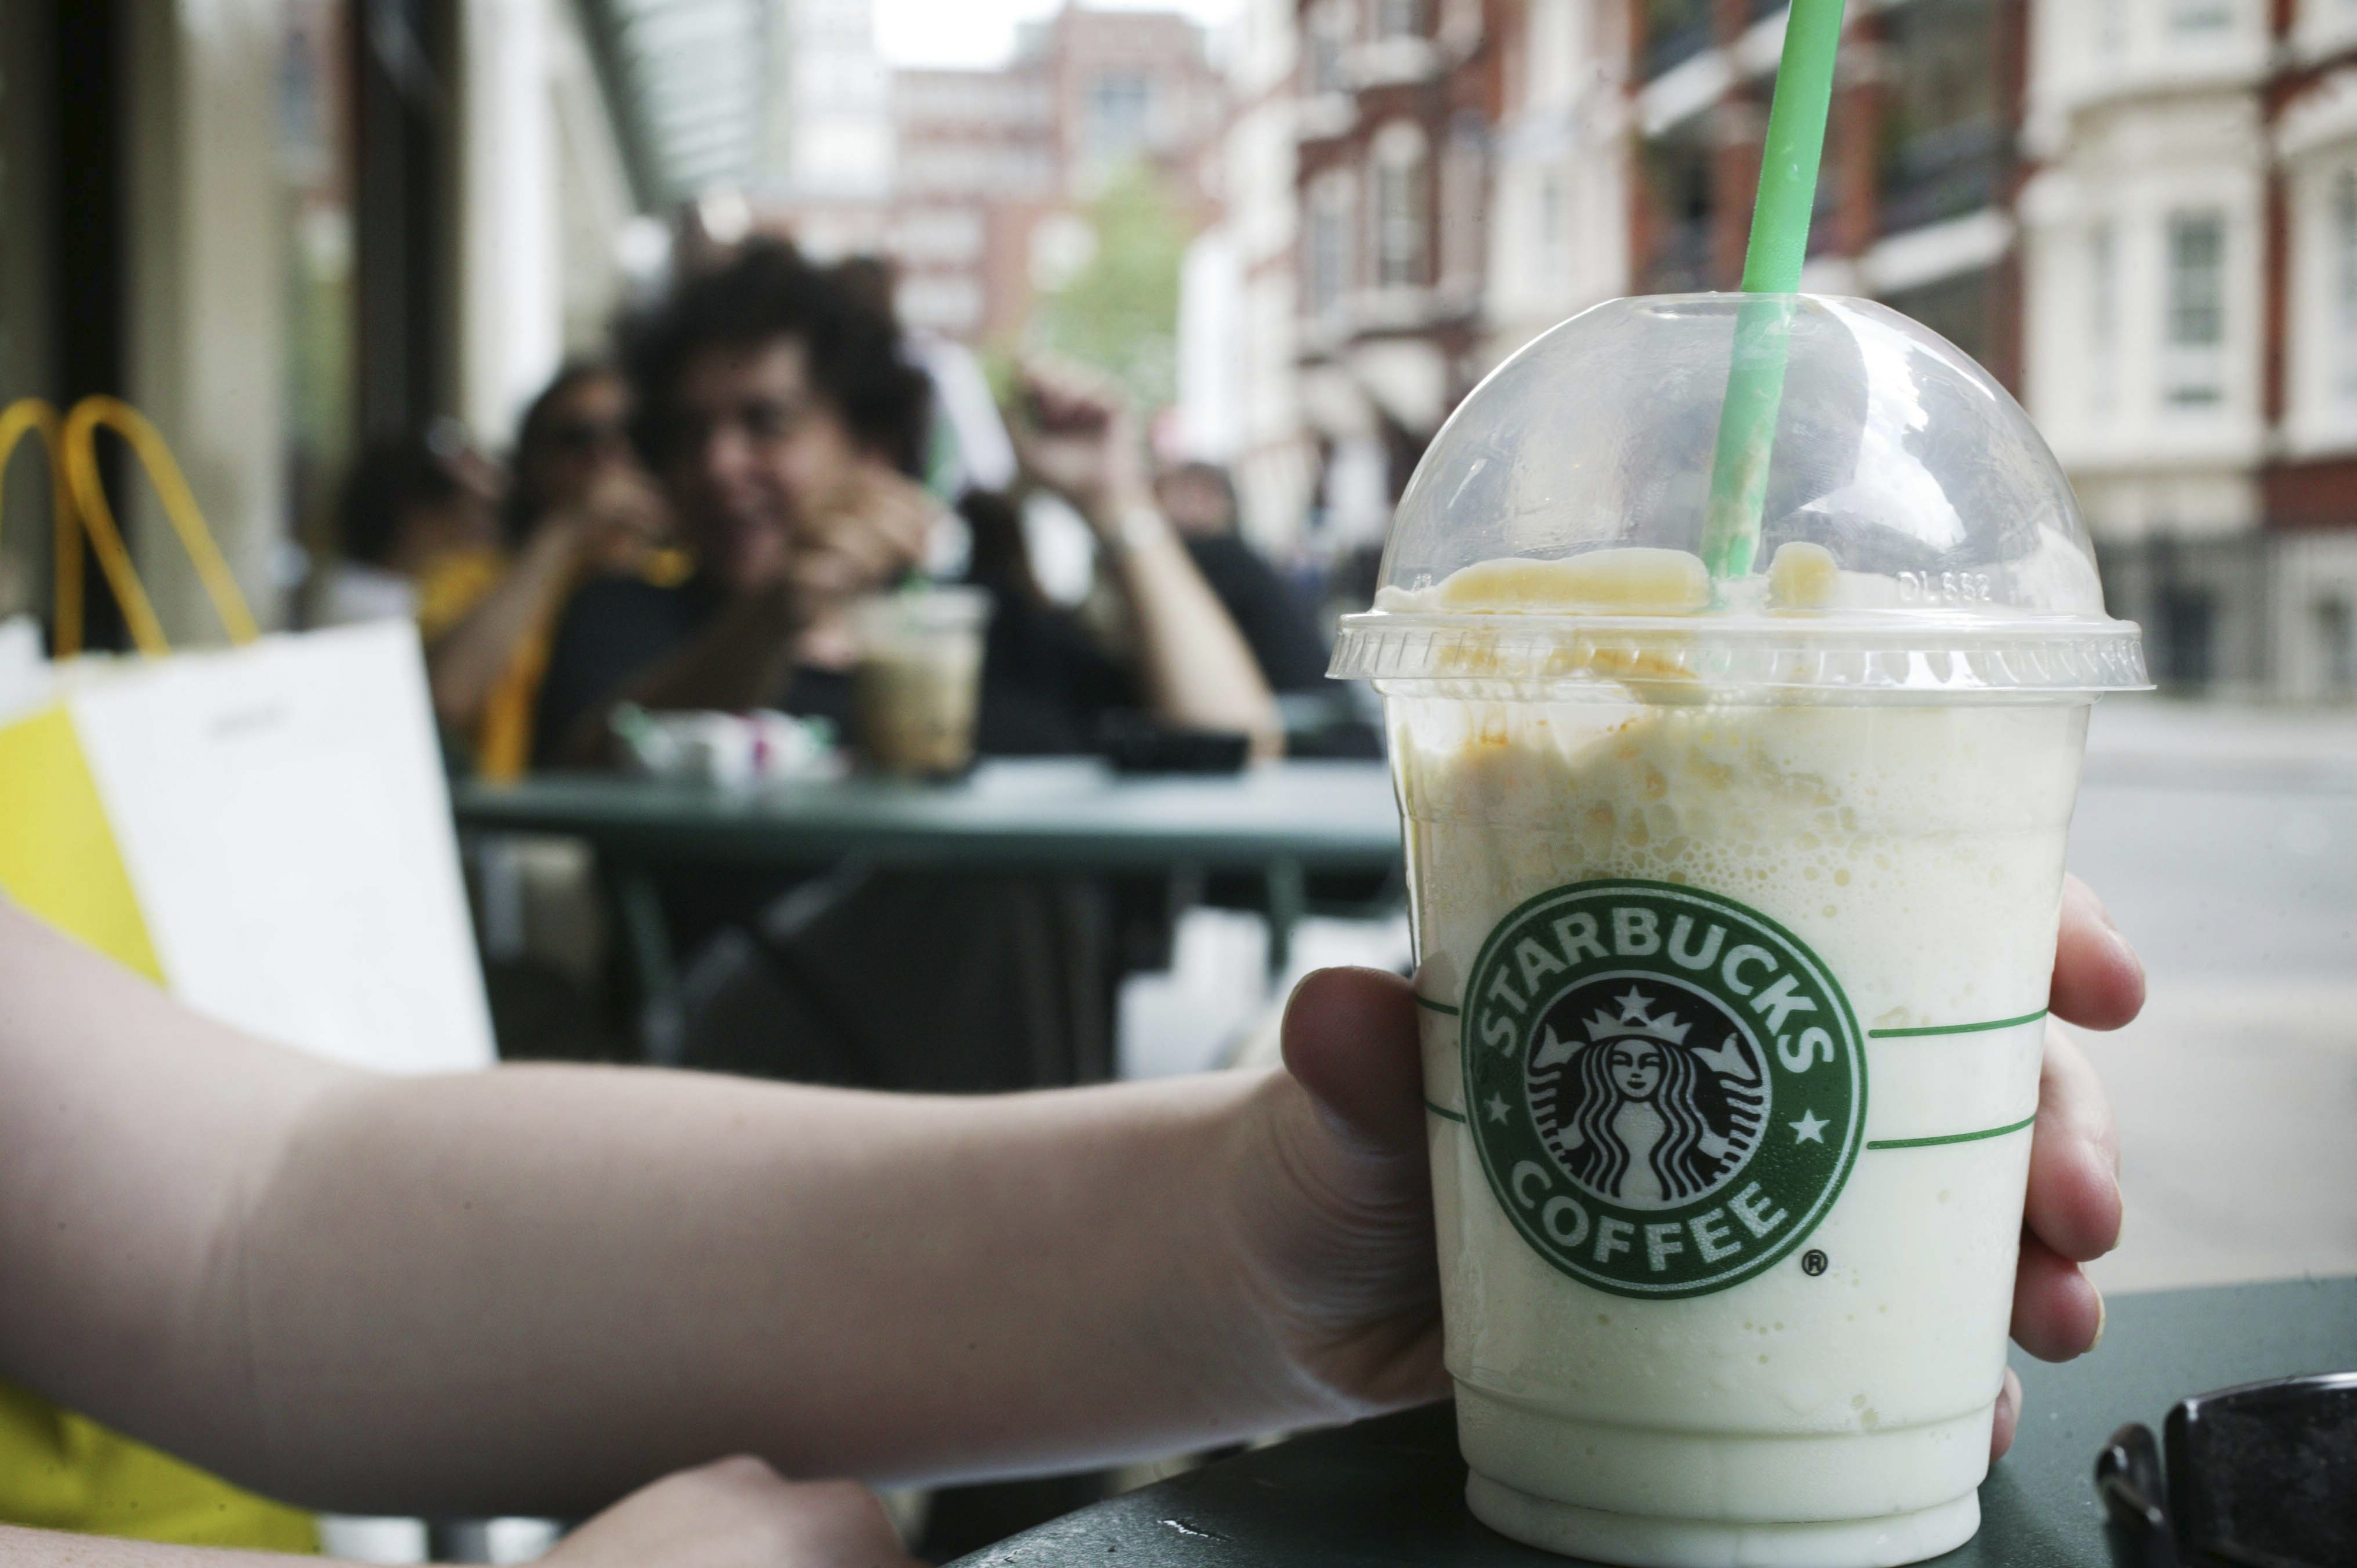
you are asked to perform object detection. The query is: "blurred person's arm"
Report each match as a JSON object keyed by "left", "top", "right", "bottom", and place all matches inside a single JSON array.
[
  {"left": 425, "top": 471, "right": 666, "bottom": 734},
  {"left": 0, "top": 880, "right": 2140, "bottom": 1521},
  {"left": 1014, "top": 365, "right": 1282, "bottom": 755}
]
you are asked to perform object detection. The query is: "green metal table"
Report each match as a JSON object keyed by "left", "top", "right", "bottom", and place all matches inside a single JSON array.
[
  {"left": 952, "top": 1276, "right": 2357, "bottom": 1566},
  {"left": 451, "top": 760, "right": 1406, "bottom": 1055},
  {"left": 451, "top": 760, "right": 1402, "bottom": 873}
]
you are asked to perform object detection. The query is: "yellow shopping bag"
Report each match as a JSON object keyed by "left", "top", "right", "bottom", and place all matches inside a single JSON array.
[{"left": 0, "top": 398, "right": 318, "bottom": 1552}]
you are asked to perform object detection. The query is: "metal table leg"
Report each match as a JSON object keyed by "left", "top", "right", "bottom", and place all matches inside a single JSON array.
[
  {"left": 611, "top": 863, "right": 685, "bottom": 1067},
  {"left": 1264, "top": 857, "right": 1305, "bottom": 982}
]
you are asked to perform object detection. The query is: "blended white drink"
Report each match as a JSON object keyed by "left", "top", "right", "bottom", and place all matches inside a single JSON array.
[
  {"left": 1392, "top": 647, "right": 2082, "bottom": 1562},
  {"left": 1333, "top": 292, "right": 2147, "bottom": 1566}
]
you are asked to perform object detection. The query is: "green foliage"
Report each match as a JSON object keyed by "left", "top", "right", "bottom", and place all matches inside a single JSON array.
[{"left": 1026, "top": 165, "right": 1192, "bottom": 412}]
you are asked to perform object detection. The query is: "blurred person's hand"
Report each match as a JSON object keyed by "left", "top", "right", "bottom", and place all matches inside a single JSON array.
[
  {"left": 543, "top": 1457, "right": 920, "bottom": 1568},
  {"left": 777, "top": 460, "right": 940, "bottom": 666},
  {"left": 1243, "top": 872, "right": 2145, "bottom": 1460},
  {"left": 1011, "top": 359, "right": 1152, "bottom": 529},
  {"left": 791, "top": 459, "right": 937, "bottom": 600},
  {"left": 561, "top": 467, "right": 672, "bottom": 572}
]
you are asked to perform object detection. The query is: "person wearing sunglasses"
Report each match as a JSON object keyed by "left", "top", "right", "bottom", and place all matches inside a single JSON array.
[
  {"left": 0, "top": 875, "right": 2141, "bottom": 1565},
  {"left": 414, "top": 364, "right": 675, "bottom": 781}
]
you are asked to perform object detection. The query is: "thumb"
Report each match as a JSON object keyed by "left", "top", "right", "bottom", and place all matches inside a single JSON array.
[{"left": 1280, "top": 968, "right": 1425, "bottom": 1154}]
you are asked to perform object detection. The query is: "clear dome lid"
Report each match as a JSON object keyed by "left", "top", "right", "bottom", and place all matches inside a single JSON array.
[{"left": 1329, "top": 294, "right": 2149, "bottom": 698}]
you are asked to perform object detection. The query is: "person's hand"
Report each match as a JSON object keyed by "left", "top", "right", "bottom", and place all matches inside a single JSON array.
[
  {"left": 778, "top": 460, "right": 940, "bottom": 665},
  {"left": 542, "top": 1455, "right": 920, "bottom": 1568},
  {"left": 791, "top": 460, "right": 937, "bottom": 602},
  {"left": 1989, "top": 872, "right": 2143, "bottom": 1455},
  {"left": 1009, "top": 359, "right": 1151, "bottom": 530},
  {"left": 564, "top": 467, "right": 671, "bottom": 570},
  {"left": 1244, "top": 872, "right": 2146, "bottom": 1461}
]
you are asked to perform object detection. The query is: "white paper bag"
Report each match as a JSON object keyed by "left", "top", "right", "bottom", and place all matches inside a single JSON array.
[
  {"left": 0, "top": 615, "right": 47, "bottom": 722},
  {"left": 57, "top": 620, "right": 494, "bottom": 1075}
]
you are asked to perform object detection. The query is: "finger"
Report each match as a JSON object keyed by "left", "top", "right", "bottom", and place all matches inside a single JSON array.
[
  {"left": 2024, "top": 1022, "right": 2122, "bottom": 1262},
  {"left": 1989, "top": 1366, "right": 2023, "bottom": 1462},
  {"left": 2011, "top": 1233, "right": 2104, "bottom": 1362},
  {"left": 1280, "top": 967, "right": 1423, "bottom": 1154},
  {"left": 2050, "top": 874, "right": 2144, "bottom": 1031}
]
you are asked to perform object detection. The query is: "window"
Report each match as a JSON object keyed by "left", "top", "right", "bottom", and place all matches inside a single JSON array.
[
  {"left": 2333, "top": 171, "right": 2357, "bottom": 407},
  {"left": 279, "top": 0, "right": 356, "bottom": 577},
  {"left": 2164, "top": 210, "right": 2226, "bottom": 407},
  {"left": 1883, "top": 270, "right": 1992, "bottom": 368},
  {"left": 1088, "top": 72, "right": 1151, "bottom": 160},
  {"left": 1441, "top": 126, "right": 1483, "bottom": 288},
  {"left": 2157, "top": 586, "right": 2218, "bottom": 686},
  {"left": 1643, "top": 0, "right": 1710, "bottom": 76},
  {"left": 1540, "top": 167, "right": 1567, "bottom": 277},
  {"left": 2320, "top": 597, "right": 2355, "bottom": 692},
  {"left": 1306, "top": 171, "right": 1355, "bottom": 319},
  {"left": 1375, "top": 0, "right": 1422, "bottom": 39},
  {"left": 2090, "top": 221, "right": 2117, "bottom": 417},
  {"left": 2099, "top": 0, "right": 2128, "bottom": 52},
  {"left": 2167, "top": 0, "right": 2233, "bottom": 34},
  {"left": 1308, "top": 0, "right": 1351, "bottom": 94},
  {"left": 1371, "top": 124, "right": 1430, "bottom": 289}
]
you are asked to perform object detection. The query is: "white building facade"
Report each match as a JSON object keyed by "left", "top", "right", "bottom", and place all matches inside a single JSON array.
[
  {"left": 1481, "top": 0, "right": 1629, "bottom": 363},
  {"left": 2021, "top": 0, "right": 2357, "bottom": 697}
]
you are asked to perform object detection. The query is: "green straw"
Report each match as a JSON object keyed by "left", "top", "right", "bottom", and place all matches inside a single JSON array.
[{"left": 1699, "top": 0, "right": 1848, "bottom": 582}]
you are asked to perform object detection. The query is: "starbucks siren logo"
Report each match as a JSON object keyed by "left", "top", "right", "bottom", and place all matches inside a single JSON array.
[{"left": 1461, "top": 880, "right": 1865, "bottom": 1299}]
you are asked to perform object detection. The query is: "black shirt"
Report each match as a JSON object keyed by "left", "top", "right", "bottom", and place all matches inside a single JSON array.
[
  {"left": 1182, "top": 534, "right": 1331, "bottom": 693},
  {"left": 533, "top": 575, "right": 1141, "bottom": 768}
]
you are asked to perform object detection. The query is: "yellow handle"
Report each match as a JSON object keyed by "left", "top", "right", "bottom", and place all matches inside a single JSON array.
[
  {"left": 61, "top": 396, "right": 260, "bottom": 655},
  {"left": 0, "top": 398, "right": 85, "bottom": 657}
]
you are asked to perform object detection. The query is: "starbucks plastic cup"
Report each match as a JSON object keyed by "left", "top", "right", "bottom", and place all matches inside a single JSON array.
[
  {"left": 1329, "top": 295, "right": 2148, "bottom": 1567},
  {"left": 850, "top": 586, "right": 992, "bottom": 778}
]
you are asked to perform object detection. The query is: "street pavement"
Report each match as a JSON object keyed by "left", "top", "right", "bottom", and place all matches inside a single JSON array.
[{"left": 2070, "top": 698, "right": 2357, "bottom": 1295}]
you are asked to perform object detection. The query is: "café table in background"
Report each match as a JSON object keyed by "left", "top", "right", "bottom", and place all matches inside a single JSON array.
[{"left": 451, "top": 757, "right": 1405, "bottom": 1065}]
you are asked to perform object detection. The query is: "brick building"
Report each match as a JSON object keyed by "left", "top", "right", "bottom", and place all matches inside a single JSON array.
[
  {"left": 1238, "top": 0, "right": 2357, "bottom": 695},
  {"left": 885, "top": 64, "right": 1060, "bottom": 338},
  {"left": 1627, "top": 0, "right": 2025, "bottom": 381},
  {"left": 1289, "top": 0, "right": 1513, "bottom": 546},
  {"left": 777, "top": 4, "right": 1224, "bottom": 345}
]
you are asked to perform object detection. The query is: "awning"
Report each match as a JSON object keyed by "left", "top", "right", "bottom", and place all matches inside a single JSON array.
[{"left": 576, "top": 0, "right": 769, "bottom": 205}]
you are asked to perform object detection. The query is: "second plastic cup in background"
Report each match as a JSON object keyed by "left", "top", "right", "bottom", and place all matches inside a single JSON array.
[{"left": 850, "top": 586, "right": 992, "bottom": 779}]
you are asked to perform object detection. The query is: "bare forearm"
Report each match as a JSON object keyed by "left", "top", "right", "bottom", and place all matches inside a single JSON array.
[
  {"left": 1097, "top": 501, "right": 1280, "bottom": 751},
  {"left": 0, "top": 906, "right": 1328, "bottom": 1520},
  {"left": 207, "top": 1066, "right": 1318, "bottom": 1516},
  {"left": 0, "top": 909, "right": 351, "bottom": 1491}
]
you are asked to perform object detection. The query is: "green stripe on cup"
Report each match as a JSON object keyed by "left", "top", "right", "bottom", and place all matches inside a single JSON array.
[
  {"left": 1866, "top": 1113, "right": 2037, "bottom": 1151},
  {"left": 1412, "top": 995, "right": 1460, "bottom": 1016},
  {"left": 1869, "top": 1008, "right": 2048, "bottom": 1039},
  {"left": 1424, "top": 1100, "right": 1468, "bottom": 1125}
]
